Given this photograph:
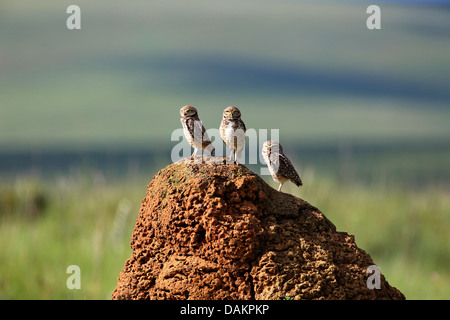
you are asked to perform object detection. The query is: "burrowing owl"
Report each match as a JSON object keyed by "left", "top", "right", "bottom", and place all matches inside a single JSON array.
[
  {"left": 220, "top": 106, "right": 246, "bottom": 164},
  {"left": 262, "top": 140, "right": 302, "bottom": 192},
  {"left": 180, "top": 105, "right": 215, "bottom": 159}
]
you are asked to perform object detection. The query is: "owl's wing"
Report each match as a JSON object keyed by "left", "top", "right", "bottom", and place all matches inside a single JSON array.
[
  {"left": 239, "top": 119, "right": 246, "bottom": 132},
  {"left": 186, "top": 117, "right": 211, "bottom": 143},
  {"left": 277, "top": 153, "right": 303, "bottom": 186}
]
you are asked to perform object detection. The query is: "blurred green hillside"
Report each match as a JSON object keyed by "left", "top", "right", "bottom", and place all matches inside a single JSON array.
[
  {"left": 1, "top": 0, "right": 449, "bottom": 150},
  {"left": 0, "top": 0, "right": 449, "bottom": 300}
]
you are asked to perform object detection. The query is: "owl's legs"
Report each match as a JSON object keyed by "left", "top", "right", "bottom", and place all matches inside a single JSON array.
[
  {"left": 227, "top": 150, "right": 234, "bottom": 164},
  {"left": 277, "top": 182, "right": 284, "bottom": 192},
  {"left": 191, "top": 148, "right": 207, "bottom": 163},
  {"left": 190, "top": 148, "right": 198, "bottom": 163},
  {"left": 235, "top": 150, "right": 243, "bottom": 165},
  {"left": 233, "top": 137, "right": 239, "bottom": 164}
]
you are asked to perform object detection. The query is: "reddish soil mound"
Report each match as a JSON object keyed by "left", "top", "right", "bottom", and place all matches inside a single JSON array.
[{"left": 112, "top": 157, "right": 405, "bottom": 300}]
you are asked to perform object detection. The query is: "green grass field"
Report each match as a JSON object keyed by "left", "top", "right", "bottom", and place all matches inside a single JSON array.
[
  {"left": 0, "top": 175, "right": 141, "bottom": 299},
  {"left": 0, "top": 166, "right": 449, "bottom": 299}
]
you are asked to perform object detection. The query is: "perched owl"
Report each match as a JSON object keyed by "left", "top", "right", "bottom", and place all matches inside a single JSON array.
[
  {"left": 180, "top": 105, "right": 215, "bottom": 159},
  {"left": 262, "top": 140, "right": 302, "bottom": 192},
  {"left": 220, "top": 106, "right": 246, "bottom": 164}
]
